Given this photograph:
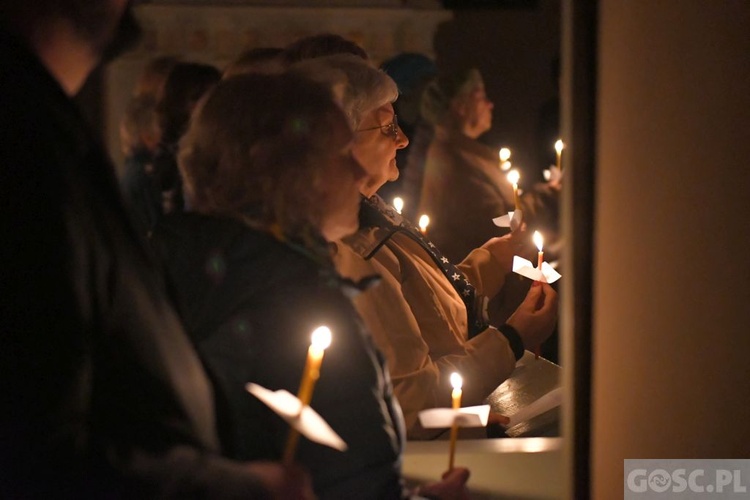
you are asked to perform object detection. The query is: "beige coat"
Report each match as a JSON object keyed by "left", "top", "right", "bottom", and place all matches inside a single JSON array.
[{"left": 334, "top": 226, "right": 518, "bottom": 439}]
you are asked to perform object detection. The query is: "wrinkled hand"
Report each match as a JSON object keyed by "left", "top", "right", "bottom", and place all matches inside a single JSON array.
[
  {"left": 246, "top": 461, "right": 315, "bottom": 500},
  {"left": 416, "top": 467, "right": 471, "bottom": 500},
  {"left": 506, "top": 282, "right": 558, "bottom": 350},
  {"left": 481, "top": 229, "right": 533, "bottom": 272}
]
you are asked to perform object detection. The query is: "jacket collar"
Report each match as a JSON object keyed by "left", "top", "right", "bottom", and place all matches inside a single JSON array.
[{"left": 343, "top": 194, "right": 490, "bottom": 338}]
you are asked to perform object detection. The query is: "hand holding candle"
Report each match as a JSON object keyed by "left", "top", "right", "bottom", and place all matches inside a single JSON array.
[
  {"left": 283, "top": 326, "right": 332, "bottom": 464},
  {"left": 448, "top": 372, "right": 463, "bottom": 470},
  {"left": 418, "top": 214, "right": 430, "bottom": 234}
]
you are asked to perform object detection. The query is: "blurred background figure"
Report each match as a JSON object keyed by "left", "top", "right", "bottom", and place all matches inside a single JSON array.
[
  {"left": 378, "top": 52, "right": 437, "bottom": 218},
  {"left": 418, "top": 67, "right": 533, "bottom": 335},
  {"left": 0, "top": 1, "right": 314, "bottom": 497},
  {"left": 418, "top": 67, "right": 514, "bottom": 264},
  {"left": 119, "top": 56, "right": 179, "bottom": 237},
  {"left": 152, "top": 61, "right": 221, "bottom": 216},
  {"left": 119, "top": 94, "right": 161, "bottom": 236}
]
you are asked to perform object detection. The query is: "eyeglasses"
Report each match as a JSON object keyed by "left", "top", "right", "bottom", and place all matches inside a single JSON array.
[{"left": 356, "top": 114, "right": 399, "bottom": 140}]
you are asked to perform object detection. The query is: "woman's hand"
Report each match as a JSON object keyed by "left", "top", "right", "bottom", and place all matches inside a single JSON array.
[
  {"left": 415, "top": 467, "right": 471, "bottom": 500},
  {"left": 246, "top": 461, "right": 316, "bottom": 500},
  {"left": 481, "top": 229, "right": 533, "bottom": 272},
  {"left": 506, "top": 282, "right": 559, "bottom": 350}
]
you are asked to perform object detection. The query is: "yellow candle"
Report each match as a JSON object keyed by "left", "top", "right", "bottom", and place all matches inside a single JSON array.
[
  {"left": 555, "top": 139, "right": 564, "bottom": 172},
  {"left": 393, "top": 197, "right": 404, "bottom": 215},
  {"left": 533, "top": 230, "right": 544, "bottom": 269},
  {"left": 283, "top": 326, "right": 332, "bottom": 464},
  {"left": 448, "top": 372, "right": 463, "bottom": 470},
  {"left": 296, "top": 326, "right": 331, "bottom": 406},
  {"left": 418, "top": 214, "right": 430, "bottom": 234},
  {"left": 507, "top": 169, "right": 520, "bottom": 210}
]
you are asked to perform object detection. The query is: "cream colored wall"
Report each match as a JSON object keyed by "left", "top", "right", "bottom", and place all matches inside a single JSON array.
[{"left": 592, "top": 1, "right": 750, "bottom": 497}]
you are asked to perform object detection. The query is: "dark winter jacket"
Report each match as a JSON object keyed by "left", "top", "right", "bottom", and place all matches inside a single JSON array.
[{"left": 152, "top": 213, "right": 405, "bottom": 499}]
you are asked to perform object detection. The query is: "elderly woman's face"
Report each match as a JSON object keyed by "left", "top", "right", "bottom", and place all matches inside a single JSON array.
[
  {"left": 318, "top": 112, "right": 367, "bottom": 241},
  {"left": 352, "top": 103, "right": 409, "bottom": 198}
]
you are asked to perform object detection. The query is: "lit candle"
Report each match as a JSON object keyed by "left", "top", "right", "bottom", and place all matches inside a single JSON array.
[
  {"left": 533, "top": 230, "right": 544, "bottom": 269},
  {"left": 448, "top": 372, "right": 463, "bottom": 470},
  {"left": 296, "top": 326, "right": 331, "bottom": 406},
  {"left": 498, "top": 147, "right": 511, "bottom": 171},
  {"left": 393, "top": 197, "right": 404, "bottom": 215},
  {"left": 283, "top": 326, "right": 332, "bottom": 464},
  {"left": 418, "top": 214, "right": 430, "bottom": 234},
  {"left": 555, "top": 139, "right": 564, "bottom": 172},
  {"left": 507, "top": 169, "right": 520, "bottom": 210}
]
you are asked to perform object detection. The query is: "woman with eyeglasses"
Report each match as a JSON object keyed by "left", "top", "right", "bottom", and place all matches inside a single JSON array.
[{"left": 290, "top": 54, "right": 558, "bottom": 440}]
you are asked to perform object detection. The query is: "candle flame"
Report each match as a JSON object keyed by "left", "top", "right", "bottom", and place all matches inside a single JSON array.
[
  {"left": 543, "top": 169, "right": 551, "bottom": 181},
  {"left": 533, "top": 231, "right": 544, "bottom": 252},
  {"left": 450, "top": 372, "right": 463, "bottom": 390},
  {"left": 392, "top": 197, "right": 404, "bottom": 214},
  {"left": 555, "top": 140, "right": 564, "bottom": 154},
  {"left": 500, "top": 160, "right": 512, "bottom": 171},
  {"left": 499, "top": 147, "right": 511, "bottom": 162},
  {"left": 507, "top": 169, "right": 520, "bottom": 185},
  {"left": 418, "top": 214, "right": 430, "bottom": 231},
  {"left": 311, "top": 326, "right": 332, "bottom": 350}
]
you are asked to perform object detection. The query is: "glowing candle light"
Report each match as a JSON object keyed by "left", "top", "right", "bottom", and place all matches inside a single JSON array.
[
  {"left": 507, "top": 169, "right": 521, "bottom": 210},
  {"left": 555, "top": 139, "right": 564, "bottom": 171},
  {"left": 533, "top": 230, "right": 544, "bottom": 269},
  {"left": 393, "top": 197, "right": 404, "bottom": 215},
  {"left": 499, "top": 148, "right": 511, "bottom": 171},
  {"left": 448, "top": 372, "right": 463, "bottom": 470},
  {"left": 296, "top": 326, "right": 331, "bottom": 406},
  {"left": 283, "top": 326, "right": 332, "bottom": 464},
  {"left": 418, "top": 214, "right": 430, "bottom": 234}
]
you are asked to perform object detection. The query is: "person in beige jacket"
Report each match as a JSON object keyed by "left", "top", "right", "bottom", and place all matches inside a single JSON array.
[
  {"left": 417, "top": 68, "right": 516, "bottom": 265},
  {"left": 290, "top": 54, "right": 558, "bottom": 439}
]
